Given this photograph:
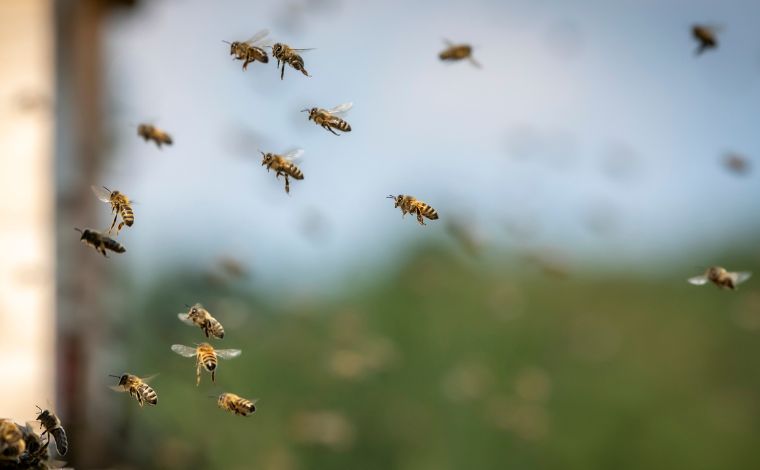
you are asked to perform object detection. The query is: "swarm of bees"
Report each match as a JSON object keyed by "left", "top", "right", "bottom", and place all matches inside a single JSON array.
[
  {"left": 688, "top": 266, "right": 752, "bottom": 290},
  {"left": 0, "top": 407, "right": 68, "bottom": 469}
]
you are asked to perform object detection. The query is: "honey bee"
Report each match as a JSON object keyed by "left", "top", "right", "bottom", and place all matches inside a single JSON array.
[
  {"left": 387, "top": 195, "right": 439, "bottom": 225},
  {"left": 35, "top": 407, "right": 67, "bottom": 457},
  {"left": 92, "top": 185, "right": 135, "bottom": 235},
  {"left": 109, "top": 373, "right": 158, "bottom": 407},
  {"left": 723, "top": 152, "right": 750, "bottom": 175},
  {"left": 0, "top": 419, "right": 25, "bottom": 461},
  {"left": 439, "top": 39, "right": 481, "bottom": 67},
  {"left": 688, "top": 266, "right": 752, "bottom": 290},
  {"left": 137, "top": 124, "right": 173, "bottom": 148},
  {"left": 17, "top": 422, "right": 50, "bottom": 467},
  {"left": 75, "top": 227, "right": 126, "bottom": 257},
  {"left": 171, "top": 343, "right": 241, "bottom": 386},
  {"left": 270, "top": 43, "right": 312, "bottom": 79},
  {"left": 217, "top": 393, "right": 257, "bottom": 417},
  {"left": 302, "top": 103, "right": 353, "bottom": 135},
  {"left": 692, "top": 25, "right": 718, "bottom": 55},
  {"left": 261, "top": 149, "right": 304, "bottom": 194},
  {"left": 177, "top": 303, "right": 225, "bottom": 339},
  {"left": 224, "top": 29, "right": 270, "bottom": 71}
]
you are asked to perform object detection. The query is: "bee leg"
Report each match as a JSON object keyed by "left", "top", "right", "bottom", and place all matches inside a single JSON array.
[
  {"left": 196, "top": 361, "right": 201, "bottom": 386},
  {"left": 285, "top": 175, "right": 291, "bottom": 194},
  {"left": 323, "top": 124, "right": 339, "bottom": 136},
  {"left": 109, "top": 213, "right": 118, "bottom": 234},
  {"left": 280, "top": 63, "right": 285, "bottom": 80},
  {"left": 212, "top": 370, "right": 216, "bottom": 383},
  {"left": 416, "top": 211, "right": 426, "bottom": 225}
]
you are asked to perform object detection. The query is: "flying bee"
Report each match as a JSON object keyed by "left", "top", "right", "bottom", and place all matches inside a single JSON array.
[
  {"left": 302, "top": 102, "right": 353, "bottom": 136},
  {"left": 92, "top": 185, "right": 135, "bottom": 235},
  {"left": 439, "top": 39, "right": 481, "bottom": 67},
  {"left": 387, "top": 195, "right": 439, "bottom": 226},
  {"left": 75, "top": 228, "right": 126, "bottom": 257},
  {"left": 0, "top": 419, "right": 25, "bottom": 461},
  {"left": 688, "top": 266, "right": 751, "bottom": 290},
  {"left": 109, "top": 373, "right": 158, "bottom": 407},
  {"left": 171, "top": 343, "right": 241, "bottom": 386},
  {"left": 35, "top": 407, "right": 67, "bottom": 457},
  {"left": 692, "top": 25, "right": 718, "bottom": 55},
  {"left": 224, "top": 29, "right": 270, "bottom": 71},
  {"left": 270, "top": 43, "right": 312, "bottom": 79},
  {"left": 217, "top": 392, "right": 257, "bottom": 416},
  {"left": 137, "top": 124, "right": 173, "bottom": 148},
  {"left": 261, "top": 148, "right": 304, "bottom": 194},
  {"left": 723, "top": 152, "right": 750, "bottom": 175},
  {"left": 177, "top": 303, "right": 225, "bottom": 339}
]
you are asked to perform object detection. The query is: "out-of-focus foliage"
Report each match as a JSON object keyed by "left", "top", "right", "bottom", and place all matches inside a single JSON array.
[{"left": 110, "top": 246, "right": 760, "bottom": 470}]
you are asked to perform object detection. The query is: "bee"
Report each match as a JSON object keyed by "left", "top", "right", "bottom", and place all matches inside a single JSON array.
[
  {"left": 688, "top": 266, "right": 752, "bottom": 290},
  {"left": 34, "top": 407, "right": 67, "bottom": 457},
  {"left": 261, "top": 149, "right": 304, "bottom": 194},
  {"left": 75, "top": 227, "right": 126, "bottom": 257},
  {"left": 109, "top": 373, "right": 158, "bottom": 407},
  {"left": 270, "top": 43, "right": 312, "bottom": 79},
  {"left": 387, "top": 195, "right": 439, "bottom": 226},
  {"left": 439, "top": 39, "right": 481, "bottom": 67},
  {"left": 171, "top": 343, "right": 241, "bottom": 386},
  {"left": 224, "top": 29, "right": 270, "bottom": 71},
  {"left": 0, "top": 419, "right": 25, "bottom": 461},
  {"left": 692, "top": 25, "right": 718, "bottom": 55},
  {"left": 302, "top": 102, "right": 353, "bottom": 136},
  {"left": 177, "top": 303, "right": 225, "bottom": 339},
  {"left": 17, "top": 422, "right": 50, "bottom": 466},
  {"left": 137, "top": 124, "right": 173, "bottom": 148},
  {"left": 217, "top": 393, "right": 257, "bottom": 417},
  {"left": 724, "top": 152, "right": 750, "bottom": 175},
  {"left": 92, "top": 185, "right": 135, "bottom": 235}
]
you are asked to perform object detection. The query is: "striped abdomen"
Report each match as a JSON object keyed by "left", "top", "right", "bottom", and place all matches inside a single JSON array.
[
  {"left": 204, "top": 316, "right": 225, "bottom": 339},
  {"left": 219, "top": 393, "right": 256, "bottom": 416},
  {"left": 281, "top": 161, "right": 304, "bottom": 180},
  {"left": 49, "top": 427, "right": 68, "bottom": 455},
  {"left": 440, "top": 45, "right": 471, "bottom": 61},
  {"left": 323, "top": 114, "right": 351, "bottom": 132},
  {"left": 132, "top": 381, "right": 158, "bottom": 406},
  {"left": 198, "top": 349, "right": 218, "bottom": 372},
  {"left": 102, "top": 237, "right": 126, "bottom": 253},
  {"left": 119, "top": 204, "right": 134, "bottom": 227},
  {"left": 414, "top": 202, "right": 439, "bottom": 220},
  {"left": 288, "top": 55, "right": 308, "bottom": 76}
]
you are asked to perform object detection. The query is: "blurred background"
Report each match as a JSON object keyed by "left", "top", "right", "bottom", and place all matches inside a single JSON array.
[{"left": 2, "top": 0, "right": 760, "bottom": 468}]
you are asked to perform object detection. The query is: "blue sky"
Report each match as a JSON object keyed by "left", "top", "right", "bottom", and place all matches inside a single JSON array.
[{"left": 98, "top": 0, "right": 760, "bottom": 290}]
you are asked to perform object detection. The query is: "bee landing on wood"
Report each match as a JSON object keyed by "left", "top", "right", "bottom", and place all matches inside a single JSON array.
[
  {"left": 261, "top": 149, "right": 304, "bottom": 194},
  {"left": 688, "top": 266, "right": 751, "bottom": 290},
  {"left": 75, "top": 228, "right": 126, "bottom": 258},
  {"left": 270, "top": 43, "right": 312, "bottom": 79},
  {"left": 224, "top": 29, "right": 270, "bottom": 71},
  {"left": 439, "top": 39, "right": 481, "bottom": 67},
  {"left": 302, "top": 103, "right": 352, "bottom": 135},
  {"left": 387, "top": 195, "right": 439, "bottom": 226}
]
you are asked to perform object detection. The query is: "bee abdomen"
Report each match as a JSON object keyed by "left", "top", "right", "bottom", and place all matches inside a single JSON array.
[
  {"left": 285, "top": 164, "right": 304, "bottom": 180},
  {"left": 50, "top": 427, "right": 68, "bottom": 455},
  {"left": 232, "top": 398, "right": 256, "bottom": 416},
  {"left": 121, "top": 206, "right": 135, "bottom": 226},
  {"left": 421, "top": 205, "right": 439, "bottom": 219},
  {"left": 333, "top": 119, "right": 351, "bottom": 132},
  {"left": 206, "top": 318, "right": 225, "bottom": 339},
  {"left": 200, "top": 352, "right": 217, "bottom": 371},
  {"left": 103, "top": 238, "right": 126, "bottom": 253},
  {"left": 138, "top": 383, "right": 158, "bottom": 405}
]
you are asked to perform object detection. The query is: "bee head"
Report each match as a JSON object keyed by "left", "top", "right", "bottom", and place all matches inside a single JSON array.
[
  {"left": 74, "top": 227, "right": 89, "bottom": 240},
  {"left": 223, "top": 40, "right": 235, "bottom": 53},
  {"left": 109, "top": 374, "right": 128, "bottom": 386},
  {"left": 34, "top": 406, "right": 47, "bottom": 421},
  {"left": 216, "top": 393, "right": 227, "bottom": 406},
  {"left": 260, "top": 151, "right": 273, "bottom": 166},
  {"left": 301, "top": 108, "right": 317, "bottom": 120},
  {"left": 272, "top": 43, "right": 282, "bottom": 55}
]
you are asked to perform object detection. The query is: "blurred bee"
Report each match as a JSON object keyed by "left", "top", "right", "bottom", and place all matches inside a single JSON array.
[
  {"left": 178, "top": 303, "right": 225, "bottom": 339},
  {"left": 387, "top": 195, "right": 439, "bottom": 225},
  {"left": 224, "top": 29, "right": 270, "bottom": 71},
  {"left": 439, "top": 39, "right": 481, "bottom": 67},
  {"left": 217, "top": 393, "right": 256, "bottom": 416},
  {"left": 171, "top": 343, "right": 241, "bottom": 386},
  {"left": 723, "top": 152, "right": 750, "bottom": 175},
  {"left": 35, "top": 407, "right": 67, "bottom": 457},
  {"left": 692, "top": 25, "right": 718, "bottom": 55},
  {"left": 302, "top": 102, "right": 352, "bottom": 135},
  {"left": 0, "top": 419, "right": 25, "bottom": 461},
  {"left": 92, "top": 185, "right": 135, "bottom": 235},
  {"left": 261, "top": 149, "right": 304, "bottom": 194},
  {"left": 688, "top": 266, "right": 752, "bottom": 290},
  {"left": 17, "top": 422, "right": 51, "bottom": 467},
  {"left": 270, "top": 43, "right": 312, "bottom": 79},
  {"left": 109, "top": 373, "right": 158, "bottom": 407},
  {"left": 137, "top": 124, "right": 173, "bottom": 148},
  {"left": 75, "top": 228, "right": 126, "bottom": 257}
]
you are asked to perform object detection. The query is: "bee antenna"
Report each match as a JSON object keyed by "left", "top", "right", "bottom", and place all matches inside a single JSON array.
[
  {"left": 184, "top": 303, "right": 191, "bottom": 308},
  {"left": 35, "top": 405, "right": 42, "bottom": 413},
  {"left": 73, "top": 227, "right": 83, "bottom": 233},
  {"left": 221, "top": 40, "right": 231, "bottom": 44},
  {"left": 386, "top": 195, "right": 396, "bottom": 199},
  {"left": 102, "top": 186, "right": 110, "bottom": 192},
  {"left": 300, "top": 108, "right": 310, "bottom": 113},
  {"left": 208, "top": 395, "right": 218, "bottom": 399},
  {"left": 108, "top": 374, "right": 121, "bottom": 379}
]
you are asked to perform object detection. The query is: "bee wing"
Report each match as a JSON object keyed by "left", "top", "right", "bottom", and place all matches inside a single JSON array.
[
  {"left": 244, "top": 29, "right": 270, "bottom": 45},
  {"left": 284, "top": 148, "right": 304, "bottom": 162},
  {"left": 109, "top": 385, "right": 126, "bottom": 393},
  {"left": 327, "top": 102, "right": 353, "bottom": 115},
  {"left": 731, "top": 271, "right": 752, "bottom": 285},
  {"left": 91, "top": 185, "right": 112, "bottom": 202},
  {"left": 171, "top": 344, "right": 198, "bottom": 357},
  {"left": 177, "top": 313, "right": 196, "bottom": 326},
  {"left": 292, "top": 48, "right": 315, "bottom": 52},
  {"left": 687, "top": 275, "right": 709, "bottom": 285},
  {"left": 443, "top": 38, "right": 454, "bottom": 46},
  {"left": 215, "top": 349, "right": 242, "bottom": 359},
  {"left": 140, "top": 374, "right": 159, "bottom": 383}
]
